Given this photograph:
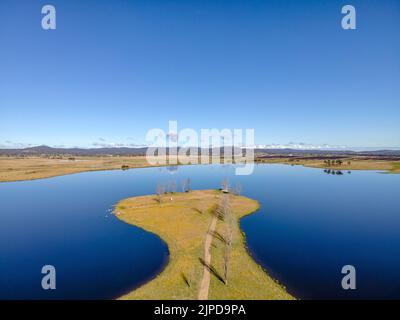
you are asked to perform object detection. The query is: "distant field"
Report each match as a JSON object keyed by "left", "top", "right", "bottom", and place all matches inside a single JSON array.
[
  {"left": 115, "top": 190, "right": 293, "bottom": 300},
  {"left": 0, "top": 155, "right": 222, "bottom": 182},
  {"left": 391, "top": 162, "right": 400, "bottom": 171},
  {"left": 0, "top": 156, "right": 156, "bottom": 182},
  {"left": 255, "top": 157, "right": 400, "bottom": 174},
  {"left": 1, "top": 154, "right": 399, "bottom": 182}
]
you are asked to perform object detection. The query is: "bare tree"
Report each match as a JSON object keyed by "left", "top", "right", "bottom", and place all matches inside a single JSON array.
[
  {"left": 222, "top": 195, "right": 233, "bottom": 285},
  {"left": 223, "top": 233, "right": 232, "bottom": 285},
  {"left": 181, "top": 179, "right": 186, "bottom": 193},
  {"left": 221, "top": 194, "right": 231, "bottom": 219},
  {"left": 214, "top": 194, "right": 231, "bottom": 221},
  {"left": 221, "top": 178, "right": 229, "bottom": 192},
  {"left": 156, "top": 183, "right": 165, "bottom": 203},
  {"left": 156, "top": 183, "right": 162, "bottom": 196},
  {"left": 187, "top": 177, "right": 191, "bottom": 192},
  {"left": 234, "top": 182, "right": 242, "bottom": 195},
  {"left": 214, "top": 204, "right": 223, "bottom": 220},
  {"left": 165, "top": 181, "right": 176, "bottom": 200},
  {"left": 171, "top": 180, "right": 177, "bottom": 193},
  {"left": 187, "top": 268, "right": 194, "bottom": 288}
]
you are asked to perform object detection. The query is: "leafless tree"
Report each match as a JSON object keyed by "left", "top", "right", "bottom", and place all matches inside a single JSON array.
[
  {"left": 156, "top": 183, "right": 165, "bottom": 203},
  {"left": 221, "top": 178, "right": 229, "bottom": 192},
  {"left": 223, "top": 235, "right": 231, "bottom": 285},
  {"left": 221, "top": 194, "right": 234, "bottom": 285},
  {"left": 214, "top": 205, "right": 223, "bottom": 220},
  {"left": 181, "top": 179, "right": 186, "bottom": 193},
  {"left": 165, "top": 181, "right": 176, "bottom": 200},
  {"left": 214, "top": 194, "right": 231, "bottom": 221},
  {"left": 221, "top": 194, "right": 231, "bottom": 219},
  {"left": 171, "top": 180, "right": 177, "bottom": 193},
  {"left": 187, "top": 177, "right": 191, "bottom": 192},
  {"left": 156, "top": 183, "right": 162, "bottom": 196},
  {"left": 236, "top": 182, "right": 242, "bottom": 195},
  {"left": 187, "top": 268, "right": 194, "bottom": 288},
  {"left": 223, "top": 218, "right": 233, "bottom": 285}
]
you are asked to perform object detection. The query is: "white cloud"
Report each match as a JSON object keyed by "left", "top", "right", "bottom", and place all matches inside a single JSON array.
[
  {"left": 92, "top": 141, "right": 147, "bottom": 148},
  {"left": 0, "top": 141, "right": 33, "bottom": 149},
  {"left": 255, "top": 142, "right": 348, "bottom": 150}
]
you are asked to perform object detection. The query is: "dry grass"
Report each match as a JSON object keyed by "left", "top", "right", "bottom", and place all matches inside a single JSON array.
[
  {"left": 256, "top": 157, "right": 400, "bottom": 173},
  {"left": 390, "top": 162, "right": 400, "bottom": 173},
  {"left": 208, "top": 196, "right": 292, "bottom": 300},
  {"left": 115, "top": 190, "right": 293, "bottom": 300},
  {"left": 1, "top": 155, "right": 398, "bottom": 183},
  {"left": 0, "top": 156, "right": 159, "bottom": 182},
  {"left": 0, "top": 156, "right": 221, "bottom": 182}
]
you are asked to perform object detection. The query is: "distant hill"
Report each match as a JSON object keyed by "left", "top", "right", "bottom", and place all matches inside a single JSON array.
[
  {"left": 1, "top": 145, "right": 400, "bottom": 157},
  {"left": 0, "top": 145, "right": 148, "bottom": 156},
  {"left": 254, "top": 148, "right": 400, "bottom": 156}
]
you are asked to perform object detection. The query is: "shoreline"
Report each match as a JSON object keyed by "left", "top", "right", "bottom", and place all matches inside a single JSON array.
[
  {"left": 0, "top": 156, "right": 163, "bottom": 183},
  {"left": 113, "top": 218, "right": 171, "bottom": 300},
  {"left": 237, "top": 204, "right": 296, "bottom": 298},
  {"left": 114, "top": 190, "right": 294, "bottom": 300},
  {"left": 1, "top": 156, "right": 399, "bottom": 183}
]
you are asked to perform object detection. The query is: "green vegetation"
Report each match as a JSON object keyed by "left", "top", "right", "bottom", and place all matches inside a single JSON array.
[
  {"left": 390, "top": 162, "right": 400, "bottom": 173},
  {"left": 323, "top": 159, "right": 343, "bottom": 166}
]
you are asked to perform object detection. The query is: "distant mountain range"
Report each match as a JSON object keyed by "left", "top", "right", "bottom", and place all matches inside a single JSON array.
[
  {"left": 0, "top": 145, "right": 148, "bottom": 156},
  {"left": 1, "top": 145, "right": 400, "bottom": 157}
]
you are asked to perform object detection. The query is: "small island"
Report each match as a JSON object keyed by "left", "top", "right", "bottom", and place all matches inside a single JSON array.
[{"left": 114, "top": 189, "right": 293, "bottom": 300}]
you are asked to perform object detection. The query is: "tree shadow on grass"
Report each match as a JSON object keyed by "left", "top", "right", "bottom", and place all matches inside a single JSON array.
[
  {"left": 181, "top": 272, "right": 190, "bottom": 287},
  {"left": 209, "top": 230, "right": 227, "bottom": 244},
  {"left": 199, "top": 258, "right": 225, "bottom": 284},
  {"left": 192, "top": 207, "right": 203, "bottom": 214}
]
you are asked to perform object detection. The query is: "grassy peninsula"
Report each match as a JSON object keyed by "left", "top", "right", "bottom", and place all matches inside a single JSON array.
[{"left": 115, "top": 190, "right": 293, "bottom": 300}]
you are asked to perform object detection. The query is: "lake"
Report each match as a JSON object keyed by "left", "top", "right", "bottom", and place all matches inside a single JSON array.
[{"left": 0, "top": 164, "right": 399, "bottom": 299}]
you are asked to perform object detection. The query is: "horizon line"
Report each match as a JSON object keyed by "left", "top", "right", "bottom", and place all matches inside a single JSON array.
[{"left": 1, "top": 144, "right": 400, "bottom": 152}]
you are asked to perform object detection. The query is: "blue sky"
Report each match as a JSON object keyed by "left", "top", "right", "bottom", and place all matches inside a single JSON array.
[{"left": 0, "top": 0, "right": 399, "bottom": 149}]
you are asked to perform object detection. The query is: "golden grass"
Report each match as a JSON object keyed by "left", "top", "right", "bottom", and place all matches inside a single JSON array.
[
  {"left": 0, "top": 156, "right": 158, "bottom": 182},
  {"left": 256, "top": 158, "right": 400, "bottom": 173},
  {"left": 115, "top": 190, "right": 293, "bottom": 300},
  {"left": 0, "top": 156, "right": 220, "bottom": 182},
  {"left": 1, "top": 155, "right": 399, "bottom": 183}
]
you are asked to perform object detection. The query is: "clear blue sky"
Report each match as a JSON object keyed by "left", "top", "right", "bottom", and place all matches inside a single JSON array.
[{"left": 0, "top": 0, "right": 399, "bottom": 149}]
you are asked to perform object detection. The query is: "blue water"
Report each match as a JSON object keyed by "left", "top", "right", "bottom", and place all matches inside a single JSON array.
[{"left": 0, "top": 164, "right": 399, "bottom": 299}]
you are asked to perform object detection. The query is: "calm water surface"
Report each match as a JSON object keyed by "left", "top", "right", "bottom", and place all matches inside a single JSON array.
[{"left": 0, "top": 164, "right": 399, "bottom": 299}]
